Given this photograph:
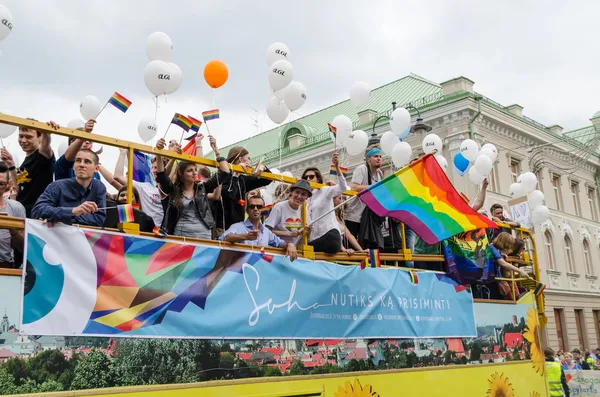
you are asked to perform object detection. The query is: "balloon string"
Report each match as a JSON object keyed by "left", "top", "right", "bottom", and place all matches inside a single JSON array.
[
  {"left": 0, "top": 138, "right": 4, "bottom": 149},
  {"left": 212, "top": 89, "right": 215, "bottom": 107},
  {"left": 278, "top": 112, "right": 293, "bottom": 173},
  {"left": 153, "top": 96, "right": 159, "bottom": 127}
]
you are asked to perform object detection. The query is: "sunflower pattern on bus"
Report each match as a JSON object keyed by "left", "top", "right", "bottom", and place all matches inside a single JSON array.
[{"left": 522, "top": 307, "right": 544, "bottom": 375}]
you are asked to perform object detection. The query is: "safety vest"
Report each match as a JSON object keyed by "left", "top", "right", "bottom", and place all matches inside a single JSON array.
[
  {"left": 546, "top": 361, "right": 564, "bottom": 397},
  {"left": 587, "top": 357, "right": 595, "bottom": 369}
]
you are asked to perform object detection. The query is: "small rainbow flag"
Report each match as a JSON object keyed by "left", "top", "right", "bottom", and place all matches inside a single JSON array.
[
  {"left": 358, "top": 154, "right": 498, "bottom": 244},
  {"left": 360, "top": 258, "right": 368, "bottom": 270},
  {"left": 182, "top": 135, "right": 197, "bottom": 157},
  {"left": 117, "top": 204, "right": 135, "bottom": 223},
  {"left": 153, "top": 226, "right": 167, "bottom": 237},
  {"left": 329, "top": 165, "right": 349, "bottom": 177},
  {"left": 108, "top": 92, "right": 132, "bottom": 113},
  {"left": 202, "top": 109, "right": 220, "bottom": 122},
  {"left": 533, "top": 282, "right": 545, "bottom": 297},
  {"left": 261, "top": 204, "right": 273, "bottom": 218},
  {"left": 171, "top": 113, "right": 192, "bottom": 131},
  {"left": 369, "top": 249, "right": 381, "bottom": 268},
  {"left": 132, "top": 203, "right": 140, "bottom": 210},
  {"left": 188, "top": 116, "right": 203, "bottom": 132},
  {"left": 328, "top": 123, "right": 337, "bottom": 136},
  {"left": 409, "top": 270, "right": 419, "bottom": 284}
]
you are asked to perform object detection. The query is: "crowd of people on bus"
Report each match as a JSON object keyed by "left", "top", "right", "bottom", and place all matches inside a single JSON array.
[{"left": 0, "top": 119, "right": 529, "bottom": 296}]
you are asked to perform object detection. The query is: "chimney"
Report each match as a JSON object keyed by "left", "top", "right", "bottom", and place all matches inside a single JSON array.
[
  {"left": 547, "top": 125, "right": 563, "bottom": 135},
  {"left": 440, "top": 76, "right": 475, "bottom": 96},
  {"left": 358, "top": 109, "right": 377, "bottom": 126},
  {"left": 505, "top": 104, "right": 523, "bottom": 117}
]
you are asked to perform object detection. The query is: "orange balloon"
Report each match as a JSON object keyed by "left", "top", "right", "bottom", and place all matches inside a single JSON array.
[{"left": 204, "top": 60, "right": 229, "bottom": 89}]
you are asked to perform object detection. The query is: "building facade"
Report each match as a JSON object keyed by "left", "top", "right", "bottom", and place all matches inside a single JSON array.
[{"left": 220, "top": 74, "right": 600, "bottom": 352}]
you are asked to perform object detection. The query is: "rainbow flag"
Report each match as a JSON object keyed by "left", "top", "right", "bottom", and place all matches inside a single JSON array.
[
  {"left": 184, "top": 132, "right": 197, "bottom": 141},
  {"left": 131, "top": 151, "right": 154, "bottom": 185},
  {"left": 171, "top": 113, "right": 192, "bottom": 131},
  {"left": 533, "top": 282, "right": 545, "bottom": 297},
  {"left": 107, "top": 92, "right": 132, "bottom": 113},
  {"left": 188, "top": 116, "right": 202, "bottom": 132},
  {"left": 117, "top": 204, "right": 135, "bottom": 223},
  {"left": 328, "top": 123, "right": 337, "bottom": 136},
  {"left": 152, "top": 226, "right": 167, "bottom": 237},
  {"left": 132, "top": 203, "right": 140, "bottom": 210},
  {"left": 261, "top": 204, "right": 273, "bottom": 218},
  {"left": 369, "top": 249, "right": 381, "bottom": 268},
  {"left": 358, "top": 154, "right": 497, "bottom": 244},
  {"left": 182, "top": 136, "right": 197, "bottom": 156},
  {"left": 202, "top": 109, "right": 220, "bottom": 122},
  {"left": 409, "top": 270, "right": 419, "bottom": 284},
  {"left": 329, "top": 165, "right": 348, "bottom": 177},
  {"left": 360, "top": 258, "right": 368, "bottom": 270}
]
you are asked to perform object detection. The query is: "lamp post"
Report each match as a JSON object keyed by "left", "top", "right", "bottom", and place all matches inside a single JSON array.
[{"left": 369, "top": 102, "right": 431, "bottom": 146}]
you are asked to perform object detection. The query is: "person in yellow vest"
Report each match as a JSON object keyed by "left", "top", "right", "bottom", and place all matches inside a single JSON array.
[
  {"left": 545, "top": 347, "right": 570, "bottom": 397},
  {"left": 585, "top": 351, "right": 595, "bottom": 370}
]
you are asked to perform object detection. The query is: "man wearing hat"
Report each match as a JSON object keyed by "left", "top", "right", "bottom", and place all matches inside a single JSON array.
[
  {"left": 54, "top": 119, "right": 102, "bottom": 181},
  {"left": 265, "top": 178, "right": 312, "bottom": 244}
]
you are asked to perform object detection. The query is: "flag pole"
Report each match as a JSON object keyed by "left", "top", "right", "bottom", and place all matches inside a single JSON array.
[
  {"left": 94, "top": 100, "right": 110, "bottom": 120},
  {"left": 161, "top": 123, "right": 172, "bottom": 140},
  {"left": 179, "top": 128, "right": 185, "bottom": 146},
  {"left": 306, "top": 194, "right": 360, "bottom": 227}
]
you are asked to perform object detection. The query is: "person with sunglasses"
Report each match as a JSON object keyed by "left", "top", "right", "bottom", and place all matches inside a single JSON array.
[
  {"left": 300, "top": 152, "right": 347, "bottom": 254},
  {"left": 220, "top": 195, "right": 297, "bottom": 261}
]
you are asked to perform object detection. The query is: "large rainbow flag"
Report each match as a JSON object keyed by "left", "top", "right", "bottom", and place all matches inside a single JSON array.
[{"left": 358, "top": 154, "right": 497, "bottom": 244}]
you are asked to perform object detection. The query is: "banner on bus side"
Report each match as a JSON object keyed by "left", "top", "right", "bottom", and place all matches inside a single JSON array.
[{"left": 20, "top": 219, "right": 476, "bottom": 339}]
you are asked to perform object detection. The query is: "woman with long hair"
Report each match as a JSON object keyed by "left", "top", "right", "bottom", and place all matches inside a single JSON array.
[
  {"left": 333, "top": 195, "right": 365, "bottom": 255},
  {"left": 154, "top": 138, "right": 231, "bottom": 238}
]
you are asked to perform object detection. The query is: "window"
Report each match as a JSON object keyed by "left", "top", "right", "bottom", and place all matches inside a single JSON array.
[
  {"left": 488, "top": 163, "right": 499, "bottom": 193},
  {"left": 554, "top": 309, "right": 566, "bottom": 352},
  {"left": 575, "top": 309, "right": 587, "bottom": 351},
  {"left": 571, "top": 181, "right": 581, "bottom": 216},
  {"left": 588, "top": 188, "right": 598, "bottom": 221},
  {"left": 544, "top": 231, "right": 555, "bottom": 270},
  {"left": 594, "top": 310, "right": 600, "bottom": 347},
  {"left": 510, "top": 159, "right": 521, "bottom": 184},
  {"left": 564, "top": 235, "right": 575, "bottom": 273},
  {"left": 584, "top": 239, "right": 594, "bottom": 275},
  {"left": 552, "top": 175, "right": 562, "bottom": 211},
  {"left": 535, "top": 170, "right": 543, "bottom": 192}
]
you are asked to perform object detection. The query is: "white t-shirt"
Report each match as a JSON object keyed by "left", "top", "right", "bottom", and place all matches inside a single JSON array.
[
  {"left": 308, "top": 175, "right": 347, "bottom": 241},
  {"left": 132, "top": 180, "right": 164, "bottom": 227},
  {"left": 0, "top": 199, "right": 26, "bottom": 264},
  {"left": 265, "top": 200, "right": 309, "bottom": 244},
  {"left": 345, "top": 164, "right": 383, "bottom": 223}
]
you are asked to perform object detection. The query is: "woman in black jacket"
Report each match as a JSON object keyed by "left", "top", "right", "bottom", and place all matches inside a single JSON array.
[
  {"left": 154, "top": 138, "right": 231, "bottom": 238},
  {"left": 213, "top": 146, "right": 272, "bottom": 237}
]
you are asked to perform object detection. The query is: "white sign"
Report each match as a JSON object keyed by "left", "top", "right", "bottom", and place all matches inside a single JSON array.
[
  {"left": 565, "top": 370, "right": 600, "bottom": 396},
  {"left": 508, "top": 197, "right": 533, "bottom": 230}
]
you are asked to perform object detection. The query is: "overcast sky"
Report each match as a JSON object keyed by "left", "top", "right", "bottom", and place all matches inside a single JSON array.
[{"left": 0, "top": 0, "right": 598, "bottom": 188}]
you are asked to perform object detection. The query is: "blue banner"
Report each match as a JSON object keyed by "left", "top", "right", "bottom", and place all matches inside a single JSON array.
[{"left": 21, "top": 220, "right": 476, "bottom": 339}]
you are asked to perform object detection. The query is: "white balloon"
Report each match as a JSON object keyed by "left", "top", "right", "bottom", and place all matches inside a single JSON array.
[
  {"left": 474, "top": 154, "right": 493, "bottom": 175},
  {"left": 67, "top": 119, "right": 85, "bottom": 130},
  {"left": 349, "top": 81, "right": 371, "bottom": 108},
  {"left": 390, "top": 108, "right": 411, "bottom": 136},
  {"left": 146, "top": 32, "right": 173, "bottom": 62},
  {"left": 143, "top": 60, "right": 172, "bottom": 96},
  {"left": 137, "top": 116, "right": 158, "bottom": 143},
  {"left": 460, "top": 139, "right": 478, "bottom": 162},
  {"left": 331, "top": 115, "right": 352, "bottom": 145},
  {"left": 531, "top": 205, "right": 550, "bottom": 224},
  {"left": 509, "top": 183, "right": 526, "bottom": 199},
  {"left": 481, "top": 143, "right": 498, "bottom": 161},
  {"left": 528, "top": 190, "right": 545, "bottom": 210},
  {"left": 478, "top": 147, "right": 495, "bottom": 162},
  {"left": 266, "top": 96, "right": 290, "bottom": 124},
  {"left": 0, "top": 113, "right": 16, "bottom": 139},
  {"left": 273, "top": 86, "right": 288, "bottom": 100},
  {"left": 345, "top": 130, "right": 369, "bottom": 156},
  {"left": 166, "top": 63, "right": 182, "bottom": 95},
  {"left": 517, "top": 172, "right": 538, "bottom": 194},
  {"left": 422, "top": 134, "right": 443, "bottom": 155},
  {"left": 266, "top": 42, "right": 290, "bottom": 66},
  {"left": 468, "top": 167, "right": 485, "bottom": 185},
  {"left": 435, "top": 154, "right": 448, "bottom": 172},
  {"left": 57, "top": 140, "right": 68, "bottom": 158},
  {"left": 283, "top": 81, "right": 307, "bottom": 111},
  {"left": 391, "top": 142, "right": 412, "bottom": 168},
  {"left": 0, "top": 5, "right": 13, "bottom": 42},
  {"left": 11, "top": 152, "right": 19, "bottom": 167},
  {"left": 282, "top": 171, "right": 294, "bottom": 178},
  {"left": 260, "top": 189, "right": 273, "bottom": 206},
  {"left": 267, "top": 168, "right": 281, "bottom": 195},
  {"left": 380, "top": 131, "right": 399, "bottom": 156},
  {"left": 79, "top": 95, "right": 102, "bottom": 121},
  {"left": 268, "top": 59, "right": 293, "bottom": 92}
]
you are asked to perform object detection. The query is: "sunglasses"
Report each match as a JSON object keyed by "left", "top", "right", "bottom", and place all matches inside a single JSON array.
[
  {"left": 303, "top": 174, "right": 317, "bottom": 180},
  {"left": 247, "top": 204, "right": 263, "bottom": 210}
]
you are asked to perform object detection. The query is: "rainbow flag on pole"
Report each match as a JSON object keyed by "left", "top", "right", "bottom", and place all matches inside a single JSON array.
[
  {"left": 171, "top": 113, "right": 192, "bottom": 131},
  {"left": 329, "top": 165, "right": 348, "bottom": 177},
  {"left": 188, "top": 116, "right": 202, "bottom": 132},
  {"left": 368, "top": 249, "right": 381, "bottom": 268},
  {"left": 108, "top": 92, "right": 132, "bottom": 113},
  {"left": 202, "top": 109, "right": 220, "bottom": 122},
  {"left": 409, "top": 270, "right": 419, "bottom": 284},
  {"left": 328, "top": 123, "right": 337, "bottom": 137},
  {"left": 117, "top": 204, "right": 135, "bottom": 223},
  {"left": 358, "top": 154, "right": 497, "bottom": 244}
]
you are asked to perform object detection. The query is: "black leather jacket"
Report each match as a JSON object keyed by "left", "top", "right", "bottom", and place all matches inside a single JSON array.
[{"left": 156, "top": 170, "right": 231, "bottom": 235}]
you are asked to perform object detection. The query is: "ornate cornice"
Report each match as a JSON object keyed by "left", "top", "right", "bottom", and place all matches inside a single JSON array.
[
  {"left": 540, "top": 219, "right": 555, "bottom": 234},
  {"left": 577, "top": 225, "right": 592, "bottom": 242},
  {"left": 479, "top": 116, "right": 537, "bottom": 147},
  {"left": 558, "top": 220, "right": 573, "bottom": 238}
]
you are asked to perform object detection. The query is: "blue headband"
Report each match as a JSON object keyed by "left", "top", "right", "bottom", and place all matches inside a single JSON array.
[{"left": 366, "top": 147, "right": 382, "bottom": 158}]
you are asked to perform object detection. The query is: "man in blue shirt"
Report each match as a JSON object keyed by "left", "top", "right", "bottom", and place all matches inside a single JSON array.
[
  {"left": 32, "top": 149, "right": 106, "bottom": 226},
  {"left": 54, "top": 119, "right": 101, "bottom": 181},
  {"left": 220, "top": 195, "right": 297, "bottom": 261}
]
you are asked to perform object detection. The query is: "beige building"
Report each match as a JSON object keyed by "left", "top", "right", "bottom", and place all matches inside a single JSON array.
[{"left": 220, "top": 74, "right": 600, "bottom": 352}]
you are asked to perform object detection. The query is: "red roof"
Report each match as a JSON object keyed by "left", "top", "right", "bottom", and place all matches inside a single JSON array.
[
  {"left": 237, "top": 353, "right": 252, "bottom": 360},
  {"left": 446, "top": 338, "right": 464, "bottom": 353},
  {"left": 0, "top": 348, "right": 16, "bottom": 359},
  {"left": 305, "top": 340, "right": 320, "bottom": 346},
  {"left": 504, "top": 332, "right": 523, "bottom": 348},
  {"left": 261, "top": 347, "right": 281, "bottom": 355},
  {"left": 344, "top": 348, "right": 368, "bottom": 360},
  {"left": 322, "top": 339, "right": 342, "bottom": 347},
  {"left": 493, "top": 346, "right": 500, "bottom": 353}
]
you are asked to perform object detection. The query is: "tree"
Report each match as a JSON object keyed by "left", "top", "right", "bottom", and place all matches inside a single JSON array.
[
  {"left": 344, "top": 359, "right": 361, "bottom": 372},
  {"left": 470, "top": 342, "right": 483, "bottom": 361},
  {"left": 406, "top": 352, "right": 417, "bottom": 368},
  {"left": 219, "top": 352, "right": 235, "bottom": 371},
  {"left": 263, "top": 366, "right": 282, "bottom": 377},
  {"left": 0, "top": 366, "right": 18, "bottom": 395},
  {"left": 71, "top": 350, "right": 115, "bottom": 390},
  {"left": 3, "top": 357, "right": 30, "bottom": 386},
  {"left": 443, "top": 350, "right": 456, "bottom": 363},
  {"left": 27, "top": 349, "right": 69, "bottom": 384},
  {"left": 288, "top": 360, "right": 306, "bottom": 376},
  {"left": 512, "top": 347, "right": 520, "bottom": 361},
  {"left": 460, "top": 356, "right": 468, "bottom": 365}
]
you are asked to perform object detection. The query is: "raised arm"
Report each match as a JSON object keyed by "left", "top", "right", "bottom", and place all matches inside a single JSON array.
[
  {"left": 471, "top": 178, "right": 489, "bottom": 212},
  {"left": 113, "top": 149, "right": 128, "bottom": 185},
  {"left": 98, "top": 165, "right": 123, "bottom": 190},
  {"left": 64, "top": 120, "right": 95, "bottom": 161},
  {"left": 39, "top": 121, "right": 59, "bottom": 159}
]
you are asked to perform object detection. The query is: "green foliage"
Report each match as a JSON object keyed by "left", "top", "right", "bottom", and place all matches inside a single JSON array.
[
  {"left": 71, "top": 350, "right": 115, "bottom": 390},
  {"left": 470, "top": 342, "right": 482, "bottom": 361},
  {"left": 262, "top": 365, "right": 282, "bottom": 377},
  {"left": 219, "top": 352, "right": 235, "bottom": 370},
  {"left": 2, "top": 358, "right": 29, "bottom": 386},
  {"left": 27, "top": 349, "right": 69, "bottom": 384},
  {"left": 288, "top": 360, "right": 306, "bottom": 376}
]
